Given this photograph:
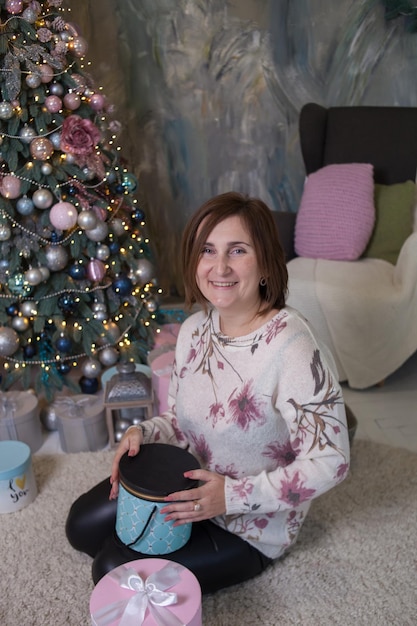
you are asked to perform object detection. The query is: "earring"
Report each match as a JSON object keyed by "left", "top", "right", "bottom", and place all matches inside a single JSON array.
[{"left": 260, "top": 277, "right": 267, "bottom": 286}]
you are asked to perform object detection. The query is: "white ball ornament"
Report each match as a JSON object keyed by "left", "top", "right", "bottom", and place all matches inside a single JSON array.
[
  {"left": 49, "top": 202, "right": 78, "bottom": 230},
  {"left": 0, "top": 327, "right": 19, "bottom": 356},
  {"left": 33, "top": 188, "right": 53, "bottom": 209}
]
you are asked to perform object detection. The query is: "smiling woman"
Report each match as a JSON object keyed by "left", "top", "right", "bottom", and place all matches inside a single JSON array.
[{"left": 66, "top": 192, "right": 351, "bottom": 595}]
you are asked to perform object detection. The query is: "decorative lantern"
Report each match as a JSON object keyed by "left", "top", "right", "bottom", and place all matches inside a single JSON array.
[{"left": 104, "top": 363, "right": 154, "bottom": 448}]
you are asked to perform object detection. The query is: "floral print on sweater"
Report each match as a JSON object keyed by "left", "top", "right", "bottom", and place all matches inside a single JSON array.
[{"left": 141, "top": 306, "right": 350, "bottom": 559}]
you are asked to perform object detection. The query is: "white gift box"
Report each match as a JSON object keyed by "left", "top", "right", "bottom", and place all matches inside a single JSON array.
[
  {"left": 0, "top": 391, "right": 42, "bottom": 453},
  {"left": 54, "top": 393, "right": 108, "bottom": 453}
]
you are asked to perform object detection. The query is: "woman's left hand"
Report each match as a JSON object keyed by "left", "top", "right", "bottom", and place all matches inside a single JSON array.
[{"left": 160, "top": 469, "right": 226, "bottom": 525}]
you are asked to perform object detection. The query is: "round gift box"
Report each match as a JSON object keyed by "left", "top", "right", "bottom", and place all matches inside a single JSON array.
[
  {"left": 0, "top": 441, "right": 37, "bottom": 514},
  {"left": 90, "top": 558, "right": 202, "bottom": 626},
  {"left": 116, "top": 444, "right": 200, "bottom": 554}
]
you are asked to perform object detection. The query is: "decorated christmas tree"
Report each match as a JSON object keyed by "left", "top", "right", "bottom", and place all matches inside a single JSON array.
[{"left": 0, "top": 0, "right": 160, "bottom": 400}]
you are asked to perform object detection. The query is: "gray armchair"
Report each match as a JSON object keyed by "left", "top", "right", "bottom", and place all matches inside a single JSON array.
[{"left": 273, "top": 103, "right": 417, "bottom": 389}]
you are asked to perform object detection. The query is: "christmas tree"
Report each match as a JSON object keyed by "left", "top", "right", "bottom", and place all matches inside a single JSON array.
[{"left": 0, "top": 0, "right": 159, "bottom": 400}]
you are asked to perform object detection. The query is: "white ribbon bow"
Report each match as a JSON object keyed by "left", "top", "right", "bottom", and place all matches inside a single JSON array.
[
  {"left": 53, "top": 396, "right": 92, "bottom": 417},
  {"left": 92, "top": 562, "right": 186, "bottom": 626}
]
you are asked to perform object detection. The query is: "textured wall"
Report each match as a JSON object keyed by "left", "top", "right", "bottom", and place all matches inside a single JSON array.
[{"left": 68, "top": 0, "right": 417, "bottom": 296}]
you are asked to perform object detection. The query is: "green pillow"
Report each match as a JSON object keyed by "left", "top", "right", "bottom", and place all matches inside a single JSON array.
[{"left": 363, "top": 180, "right": 415, "bottom": 264}]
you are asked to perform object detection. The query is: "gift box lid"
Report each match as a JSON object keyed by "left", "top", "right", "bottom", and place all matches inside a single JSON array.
[
  {"left": 0, "top": 391, "right": 38, "bottom": 421},
  {"left": 90, "top": 558, "right": 202, "bottom": 626},
  {"left": 0, "top": 441, "right": 31, "bottom": 480}
]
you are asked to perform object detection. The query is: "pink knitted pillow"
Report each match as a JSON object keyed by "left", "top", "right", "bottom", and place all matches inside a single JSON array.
[{"left": 295, "top": 163, "right": 375, "bottom": 260}]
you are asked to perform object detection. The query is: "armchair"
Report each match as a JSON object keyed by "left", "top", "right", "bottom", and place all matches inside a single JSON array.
[{"left": 274, "top": 103, "right": 417, "bottom": 389}]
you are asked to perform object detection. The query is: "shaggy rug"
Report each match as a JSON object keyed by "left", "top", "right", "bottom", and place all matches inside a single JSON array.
[{"left": 0, "top": 439, "right": 416, "bottom": 626}]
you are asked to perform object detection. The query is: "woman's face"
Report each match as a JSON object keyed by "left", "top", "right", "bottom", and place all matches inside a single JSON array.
[{"left": 196, "top": 215, "right": 262, "bottom": 316}]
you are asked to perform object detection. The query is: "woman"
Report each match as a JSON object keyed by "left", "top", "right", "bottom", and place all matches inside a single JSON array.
[{"left": 66, "top": 192, "right": 350, "bottom": 594}]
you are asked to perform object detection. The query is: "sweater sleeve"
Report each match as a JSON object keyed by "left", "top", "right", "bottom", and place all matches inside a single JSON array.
[{"left": 224, "top": 326, "right": 350, "bottom": 515}]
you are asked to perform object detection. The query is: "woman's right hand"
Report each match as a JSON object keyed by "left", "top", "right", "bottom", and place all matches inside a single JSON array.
[{"left": 109, "top": 425, "right": 143, "bottom": 500}]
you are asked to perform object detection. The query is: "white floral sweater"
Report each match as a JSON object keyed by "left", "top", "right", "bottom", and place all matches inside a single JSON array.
[{"left": 141, "top": 306, "right": 350, "bottom": 559}]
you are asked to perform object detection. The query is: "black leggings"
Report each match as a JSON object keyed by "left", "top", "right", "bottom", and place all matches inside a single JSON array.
[{"left": 65, "top": 477, "right": 272, "bottom": 594}]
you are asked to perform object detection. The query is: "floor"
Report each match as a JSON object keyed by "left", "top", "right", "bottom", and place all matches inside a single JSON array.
[{"left": 36, "top": 349, "right": 417, "bottom": 456}]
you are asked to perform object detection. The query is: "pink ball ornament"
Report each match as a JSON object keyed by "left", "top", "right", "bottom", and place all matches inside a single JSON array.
[
  {"left": 40, "top": 64, "right": 54, "bottom": 84},
  {"left": 63, "top": 92, "right": 81, "bottom": 111},
  {"left": 89, "top": 94, "right": 105, "bottom": 111},
  {"left": 1, "top": 175, "right": 21, "bottom": 199},
  {"left": 45, "top": 95, "right": 62, "bottom": 113},
  {"left": 87, "top": 259, "right": 106, "bottom": 282},
  {"left": 49, "top": 202, "right": 78, "bottom": 230},
  {"left": 30, "top": 137, "right": 54, "bottom": 160},
  {"left": 5, "top": 0, "right": 23, "bottom": 15}
]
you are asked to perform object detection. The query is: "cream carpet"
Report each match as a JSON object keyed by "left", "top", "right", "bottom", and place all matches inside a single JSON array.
[{"left": 0, "top": 439, "right": 416, "bottom": 626}]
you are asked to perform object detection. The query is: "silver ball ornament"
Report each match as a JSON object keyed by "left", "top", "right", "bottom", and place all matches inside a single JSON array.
[
  {"left": 20, "top": 301, "right": 37, "bottom": 317},
  {"left": 33, "top": 188, "right": 53, "bottom": 209},
  {"left": 96, "top": 244, "right": 110, "bottom": 261},
  {"left": 145, "top": 297, "right": 158, "bottom": 313},
  {"left": 50, "top": 83, "right": 64, "bottom": 97},
  {"left": 111, "top": 218, "right": 125, "bottom": 236},
  {"left": 82, "top": 358, "right": 102, "bottom": 378},
  {"left": 40, "top": 406, "right": 58, "bottom": 432},
  {"left": 77, "top": 210, "right": 97, "bottom": 230},
  {"left": 99, "top": 346, "right": 119, "bottom": 367},
  {"left": 41, "top": 163, "right": 53, "bottom": 175},
  {"left": 38, "top": 266, "right": 50, "bottom": 281},
  {"left": 22, "top": 7, "right": 38, "bottom": 23},
  {"left": 12, "top": 316, "right": 30, "bottom": 332},
  {"left": 49, "top": 131, "right": 62, "bottom": 149},
  {"left": 45, "top": 245, "right": 69, "bottom": 271},
  {"left": 19, "top": 125, "right": 37, "bottom": 143},
  {"left": 0, "top": 327, "right": 19, "bottom": 356},
  {"left": 24, "top": 267, "right": 43, "bottom": 285},
  {"left": 86, "top": 221, "right": 109, "bottom": 242},
  {"left": 26, "top": 73, "right": 42, "bottom": 89},
  {"left": 133, "top": 259, "right": 155, "bottom": 285},
  {"left": 0, "top": 102, "right": 14, "bottom": 120},
  {"left": 0, "top": 224, "right": 11, "bottom": 241}
]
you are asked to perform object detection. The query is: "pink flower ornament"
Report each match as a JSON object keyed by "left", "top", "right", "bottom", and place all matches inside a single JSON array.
[{"left": 60, "top": 115, "right": 101, "bottom": 156}]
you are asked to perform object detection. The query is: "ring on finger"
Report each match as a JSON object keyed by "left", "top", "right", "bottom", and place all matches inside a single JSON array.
[{"left": 193, "top": 500, "right": 201, "bottom": 512}]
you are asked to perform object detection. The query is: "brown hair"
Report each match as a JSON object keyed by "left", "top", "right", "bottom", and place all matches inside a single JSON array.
[{"left": 181, "top": 191, "right": 288, "bottom": 313}]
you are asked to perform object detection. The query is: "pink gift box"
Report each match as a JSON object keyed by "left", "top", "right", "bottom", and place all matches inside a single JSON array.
[
  {"left": 150, "top": 351, "right": 175, "bottom": 414},
  {"left": 90, "top": 558, "right": 202, "bottom": 626}
]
